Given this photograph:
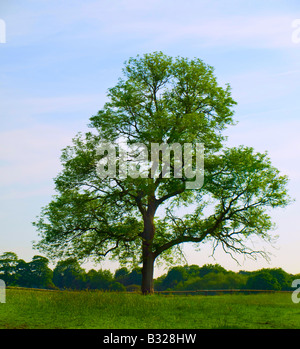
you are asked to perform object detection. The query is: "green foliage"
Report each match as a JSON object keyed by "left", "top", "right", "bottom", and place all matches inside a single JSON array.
[
  {"left": 0, "top": 252, "right": 126, "bottom": 291},
  {"left": 52, "top": 258, "right": 126, "bottom": 291},
  {"left": 53, "top": 258, "right": 86, "bottom": 290},
  {"left": 245, "top": 271, "right": 281, "bottom": 291},
  {"left": 114, "top": 267, "right": 129, "bottom": 280},
  {"left": 28, "top": 256, "right": 54, "bottom": 289},
  {"left": 154, "top": 264, "right": 294, "bottom": 292},
  {"left": 245, "top": 268, "right": 293, "bottom": 291},
  {"left": 0, "top": 252, "right": 19, "bottom": 285},
  {"left": 175, "top": 272, "right": 247, "bottom": 291},
  {"left": 156, "top": 264, "right": 246, "bottom": 291},
  {"left": 0, "top": 252, "right": 54, "bottom": 288},
  {"left": 267, "top": 268, "right": 293, "bottom": 291},
  {"left": 86, "top": 269, "right": 125, "bottom": 291},
  {"left": 161, "top": 266, "right": 188, "bottom": 290},
  {"left": 114, "top": 267, "right": 142, "bottom": 286},
  {"left": 197, "top": 264, "right": 227, "bottom": 277}
]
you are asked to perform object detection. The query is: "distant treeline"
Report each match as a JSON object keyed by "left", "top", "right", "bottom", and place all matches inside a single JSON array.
[{"left": 0, "top": 252, "right": 298, "bottom": 292}]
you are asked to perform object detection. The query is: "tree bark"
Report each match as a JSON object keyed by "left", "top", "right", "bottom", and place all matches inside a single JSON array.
[
  {"left": 141, "top": 204, "right": 156, "bottom": 295},
  {"left": 141, "top": 242, "right": 154, "bottom": 294}
]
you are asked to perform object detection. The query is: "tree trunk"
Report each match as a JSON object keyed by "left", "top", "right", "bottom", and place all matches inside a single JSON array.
[
  {"left": 141, "top": 207, "right": 156, "bottom": 295},
  {"left": 141, "top": 242, "right": 154, "bottom": 294}
]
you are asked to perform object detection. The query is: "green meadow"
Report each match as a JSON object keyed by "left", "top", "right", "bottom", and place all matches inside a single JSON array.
[{"left": 0, "top": 288, "right": 299, "bottom": 329}]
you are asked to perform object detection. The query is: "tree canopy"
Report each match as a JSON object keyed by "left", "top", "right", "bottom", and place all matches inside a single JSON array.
[{"left": 33, "top": 52, "right": 291, "bottom": 294}]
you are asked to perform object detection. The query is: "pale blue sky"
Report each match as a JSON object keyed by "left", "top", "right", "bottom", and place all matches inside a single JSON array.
[{"left": 0, "top": 0, "right": 300, "bottom": 275}]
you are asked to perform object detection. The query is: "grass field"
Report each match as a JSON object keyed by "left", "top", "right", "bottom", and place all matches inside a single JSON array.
[{"left": 0, "top": 288, "right": 299, "bottom": 329}]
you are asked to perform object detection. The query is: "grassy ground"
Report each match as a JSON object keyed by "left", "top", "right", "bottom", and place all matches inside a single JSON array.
[{"left": 0, "top": 288, "right": 299, "bottom": 329}]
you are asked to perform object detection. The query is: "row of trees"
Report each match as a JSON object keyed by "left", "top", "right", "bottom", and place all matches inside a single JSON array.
[
  {"left": 0, "top": 252, "right": 297, "bottom": 292},
  {"left": 154, "top": 264, "right": 296, "bottom": 291},
  {"left": 0, "top": 252, "right": 138, "bottom": 291}
]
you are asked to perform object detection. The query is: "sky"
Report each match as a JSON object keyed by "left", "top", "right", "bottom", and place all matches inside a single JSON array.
[{"left": 0, "top": 0, "right": 300, "bottom": 276}]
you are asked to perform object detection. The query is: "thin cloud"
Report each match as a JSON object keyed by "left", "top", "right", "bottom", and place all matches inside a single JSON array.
[{"left": 5, "top": 1, "right": 297, "bottom": 49}]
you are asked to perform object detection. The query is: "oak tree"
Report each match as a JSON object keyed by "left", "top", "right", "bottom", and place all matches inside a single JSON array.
[{"left": 33, "top": 52, "right": 291, "bottom": 294}]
